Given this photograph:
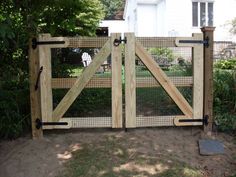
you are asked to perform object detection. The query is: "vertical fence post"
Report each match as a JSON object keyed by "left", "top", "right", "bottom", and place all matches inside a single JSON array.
[
  {"left": 111, "top": 33, "right": 123, "bottom": 128},
  {"left": 29, "top": 37, "right": 43, "bottom": 139},
  {"left": 201, "top": 27, "right": 215, "bottom": 133},
  {"left": 125, "top": 33, "right": 136, "bottom": 128}
]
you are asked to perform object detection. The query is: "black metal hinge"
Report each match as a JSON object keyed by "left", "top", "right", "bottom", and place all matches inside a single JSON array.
[
  {"left": 35, "top": 118, "right": 68, "bottom": 129},
  {"left": 179, "top": 115, "right": 209, "bottom": 125},
  {"left": 32, "top": 38, "right": 65, "bottom": 49},
  {"left": 179, "top": 36, "right": 209, "bottom": 48},
  {"left": 113, "top": 37, "right": 127, "bottom": 46}
]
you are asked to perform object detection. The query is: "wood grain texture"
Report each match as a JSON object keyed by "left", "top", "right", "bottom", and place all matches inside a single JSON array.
[
  {"left": 135, "top": 41, "right": 193, "bottom": 118},
  {"left": 38, "top": 34, "right": 53, "bottom": 127},
  {"left": 192, "top": 33, "right": 204, "bottom": 121},
  {"left": 111, "top": 33, "right": 122, "bottom": 128},
  {"left": 201, "top": 27, "right": 215, "bottom": 132},
  {"left": 52, "top": 39, "right": 111, "bottom": 121},
  {"left": 68, "top": 37, "right": 109, "bottom": 48},
  {"left": 137, "top": 37, "right": 176, "bottom": 47},
  {"left": 125, "top": 33, "right": 136, "bottom": 128},
  {"left": 51, "top": 76, "right": 192, "bottom": 89},
  {"left": 29, "top": 38, "right": 43, "bottom": 139},
  {"left": 137, "top": 115, "right": 187, "bottom": 127}
]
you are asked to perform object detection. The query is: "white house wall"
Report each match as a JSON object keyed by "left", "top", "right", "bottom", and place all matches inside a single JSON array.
[
  {"left": 165, "top": 0, "right": 193, "bottom": 37},
  {"left": 214, "top": 0, "right": 236, "bottom": 41},
  {"left": 121, "top": 0, "right": 236, "bottom": 41},
  {"left": 99, "top": 20, "right": 127, "bottom": 36}
]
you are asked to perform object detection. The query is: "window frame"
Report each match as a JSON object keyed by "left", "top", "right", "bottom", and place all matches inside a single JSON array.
[{"left": 192, "top": 0, "right": 214, "bottom": 28}]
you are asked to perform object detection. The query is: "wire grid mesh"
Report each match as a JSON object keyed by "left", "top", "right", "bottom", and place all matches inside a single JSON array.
[
  {"left": 213, "top": 41, "right": 236, "bottom": 61},
  {"left": 135, "top": 38, "right": 193, "bottom": 122},
  {"left": 51, "top": 47, "right": 112, "bottom": 121},
  {"left": 68, "top": 37, "right": 109, "bottom": 48}
]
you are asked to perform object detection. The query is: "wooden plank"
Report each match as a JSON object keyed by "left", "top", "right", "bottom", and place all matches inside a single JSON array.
[
  {"left": 43, "top": 117, "right": 112, "bottom": 129},
  {"left": 36, "top": 36, "right": 69, "bottom": 48},
  {"left": 136, "top": 76, "right": 193, "bottom": 87},
  {"left": 137, "top": 115, "right": 187, "bottom": 127},
  {"left": 201, "top": 27, "right": 215, "bottom": 132},
  {"left": 137, "top": 37, "right": 176, "bottom": 47},
  {"left": 52, "top": 39, "right": 111, "bottom": 121},
  {"left": 43, "top": 117, "right": 113, "bottom": 129},
  {"left": 135, "top": 41, "right": 193, "bottom": 118},
  {"left": 125, "top": 33, "right": 136, "bottom": 128},
  {"left": 29, "top": 37, "right": 43, "bottom": 139},
  {"left": 111, "top": 33, "right": 122, "bottom": 128},
  {"left": 52, "top": 77, "right": 112, "bottom": 88},
  {"left": 192, "top": 33, "right": 204, "bottom": 121},
  {"left": 68, "top": 37, "right": 109, "bottom": 48},
  {"left": 174, "top": 117, "right": 202, "bottom": 126},
  {"left": 38, "top": 34, "right": 53, "bottom": 127},
  {"left": 175, "top": 34, "right": 204, "bottom": 47},
  {"left": 51, "top": 76, "right": 192, "bottom": 89}
]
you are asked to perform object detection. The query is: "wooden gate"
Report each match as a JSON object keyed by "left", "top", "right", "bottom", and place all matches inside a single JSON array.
[
  {"left": 29, "top": 30, "right": 213, "bottom": 139},
  {"left": 124, "top": 33, "right": 204, "bottom": 128}
]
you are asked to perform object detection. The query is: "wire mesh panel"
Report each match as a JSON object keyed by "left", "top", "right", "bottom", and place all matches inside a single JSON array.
[{"left": 50, "top": 37, "right": 113, "bottom": 128}]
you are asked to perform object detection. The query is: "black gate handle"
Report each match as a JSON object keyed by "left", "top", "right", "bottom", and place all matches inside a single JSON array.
[{"left": 35, "top": 66, "right": 43, "bottom": 91}]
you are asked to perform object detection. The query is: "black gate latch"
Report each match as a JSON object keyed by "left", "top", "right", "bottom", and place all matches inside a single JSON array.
[
  {"left": 179, "top": 37, "right": 209, "bottom": 47},
  {"left": 113, "top": 37, "right": 127, "bottom": 46},
  {"left": 32, "top": 38, "right": 65, "bottom": 49},
  {"left": 179, "top": 115, "right": 209, "bottom": 125},
  {"left": 35, "top": 118, "right": 68, "bottom": 129}
]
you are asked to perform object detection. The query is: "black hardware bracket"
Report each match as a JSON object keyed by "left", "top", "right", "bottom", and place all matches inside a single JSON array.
[
  {"left": 113, "top": 37, "right": 127, "bottom": 46},
  {"left": 35, "top": 118, "right": 68, "bottom": 129},
  {"left": 35, "top": 66, "right": 43, "bottom": 91},
  {"left": 179, "top": 115, "right": 209, "bottom": 125},
  {"left": 32, "top": 38, "right": 65, "bottom": 49},
  {"left": 179, "top": 36, "right": 209, "bottom": 48}
]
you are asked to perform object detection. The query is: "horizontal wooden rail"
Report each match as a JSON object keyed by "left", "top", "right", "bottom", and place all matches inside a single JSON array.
[
  {"left": 136, "top": 115, "right": 187, "bottom": 127},
  {"left": 136, "top": 76, "right": 193, "bottom": 87},
  {"left": 51, "top": 76, "right": 193, "bottom": 89},
  {"left": 67, "top": 37, "right": 110, "bottom": 48},
  {"left": 43, "top": 117, "right": 112, "bottom": 129},
  {"left": 52, "top": 77, "right": 112, "bottom": 88},
  {"left": 137, "top": 37, "right": 176, "bottom": 47}
]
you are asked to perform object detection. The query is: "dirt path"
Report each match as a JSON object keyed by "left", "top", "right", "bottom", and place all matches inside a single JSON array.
[{"left": 0, "top": 127, "right": 235, "bottom": 177}]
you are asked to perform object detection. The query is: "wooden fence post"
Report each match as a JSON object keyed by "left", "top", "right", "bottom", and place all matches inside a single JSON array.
[
  {"left": 125, "top": 33, "right": 136, "bottom": 128},
  {"left": 201, "top": 27, "right": 215, "bottom": 133},
  {"left": 111, "top": 33, "right": 123, "bottom": 128},
  {"left": 29, "top": 37, "right": 43, "bottom": 139}
]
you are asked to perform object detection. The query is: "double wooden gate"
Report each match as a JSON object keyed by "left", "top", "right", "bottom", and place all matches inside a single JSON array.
[{"left": 29, "top": 32, "right": 211, "bottom": 138}]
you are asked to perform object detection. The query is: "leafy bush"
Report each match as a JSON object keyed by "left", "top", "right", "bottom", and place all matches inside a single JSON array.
[
  {"left": 213, "top": 69, "right": 236, "bottom": 133},
  {"left": 0, "top": 89, "right": 30, "bottom": 139},
  {"left": 149, "top": 48, "right": 175, "bottom": 62},
  {"left": 214, "top": 58, "right": 236, "bottom": 69}
]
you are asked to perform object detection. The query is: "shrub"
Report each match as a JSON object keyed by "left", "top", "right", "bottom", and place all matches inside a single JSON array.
[
  {"left": 214, "top": 58, "right": 236, "bottom": 69},
  {"left": 0, "top": 89, "right": 30, "bottom": 139},
  {"left": 149, "top": 48, "right": 174, "bottom": 62},
  {"left": 213, "top": 69, "right": 236, "bottom": 133}
]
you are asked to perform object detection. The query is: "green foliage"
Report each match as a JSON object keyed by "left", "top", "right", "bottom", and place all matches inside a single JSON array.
[
  {"left": 0, "top": 89, "right": 30, "bottom": 139},
  {"left": 149, "top": 48, "right": 175, "bottom": 62},
  {"left": 213, "top": 69, "right": 236, "bottom": 133},
  {"left": 99, "top": 0, "right": 124, "bottom": 20},
  {"left": 53, "top": 88, "right": 111, "bottom": 117},
  {"left": 214, "top": 58, "right": 236, "bottom": 69},
  {"left": 0, "top": 0, "right": 104, "bottom": 139}
]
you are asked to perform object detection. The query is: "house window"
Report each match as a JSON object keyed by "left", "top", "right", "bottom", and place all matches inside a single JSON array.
[{"left": 192, "top": 1, "right": 214, "bottom": 27}]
